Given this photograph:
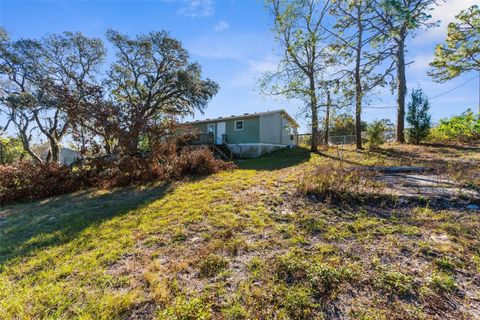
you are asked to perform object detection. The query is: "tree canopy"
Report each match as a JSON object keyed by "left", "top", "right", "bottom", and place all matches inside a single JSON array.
[
  {"left": 0, "top": 29, "right": 218, "bottom": 161},
  {"left": 106, "top": 30, "right": 219, "bottom": 153},
  {"left": 429, "top": 5, "right": 480, "bottom": 81},
  {"left": 373, "top": 0, "right": 438, "bottom": 143},
  {"left": 262, "top": 0, "right": 336, "bottom": 151}
]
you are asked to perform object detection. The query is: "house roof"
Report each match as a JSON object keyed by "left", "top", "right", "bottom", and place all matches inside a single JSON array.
[{"left": 183, "top": 109, "right": 299, "bottom": 128}]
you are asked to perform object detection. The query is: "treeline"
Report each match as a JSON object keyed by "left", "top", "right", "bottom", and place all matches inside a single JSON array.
[
  {"left": 0, "top": 28, "right": 218, "bottom": 164},
  {"left": 0, "top": 28, "right": 239, "bottom": 204},
  {"left": 262, "top": 0, "right": 480, "bottom": 150}
]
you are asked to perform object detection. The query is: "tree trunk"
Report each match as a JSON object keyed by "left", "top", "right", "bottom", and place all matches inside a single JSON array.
[
  {"left": 395, "top": 36, "right": 406, "bottom": 143},
  {"left": 49, "top": 138, "right": 60, "bottom": 163},
  {"left": 355, "top": 87, "right": 362, "bottom": 150},
  {"left": 324, "top": 90, "right": 331, "bottom": 146},
  {"left": 309, "top": 76, "right": 318, "bottom": 152},
  {"left": 311, "top": 102, "right": 319, "bottom": 152},
  {"left": 18, "top": 127, "right": 43, "bottom": 164},
  {"left": 355, "top": 9, "right": 363, "bottom": 150},
  {"left": 0, "top": 142, "right": 4, "bottom": 165},
  {"left": 126, "top": 127, "right": 141, "bottom": 155}
]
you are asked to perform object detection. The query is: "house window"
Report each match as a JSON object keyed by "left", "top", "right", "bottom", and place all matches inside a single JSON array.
[
  {"left": 235, "top": 120, "right": 244, "bottom": 131},
  {"left": 207, "top": 124, "right": 215, "bottom": 134}
]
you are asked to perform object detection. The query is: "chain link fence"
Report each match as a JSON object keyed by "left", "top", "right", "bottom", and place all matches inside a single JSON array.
[{"left": 297, "top": 133, "right": 357, "bottom": 147}]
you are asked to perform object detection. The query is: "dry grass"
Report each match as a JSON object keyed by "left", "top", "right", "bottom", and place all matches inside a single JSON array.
[{"left": 0, "top": 145, "right": 479, "bottom": 319}]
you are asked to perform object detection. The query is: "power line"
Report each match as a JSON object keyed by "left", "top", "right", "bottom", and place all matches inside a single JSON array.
[
  {"left": 364, "top": 74, "right": 479, "bottom": 109},
  {"left": 430, "top": 75, "right": 479, "bottom": 100}
]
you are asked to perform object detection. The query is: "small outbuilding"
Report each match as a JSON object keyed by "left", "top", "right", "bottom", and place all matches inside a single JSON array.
[
  {"left": 184, "top": 109, "right": 299, "bottom": 157},
  {"left": 41, "top": 147, "right": 80, "bottom": 166}
]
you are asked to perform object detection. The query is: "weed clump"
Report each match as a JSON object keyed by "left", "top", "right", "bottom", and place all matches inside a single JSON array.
[
  {"left": 222, "top": 302, "right": 247, "bottom": 320},
  {"left": 298, "top": 162, "right": 385, "bottom": 204},
  {"left": 375, "top": 268, "right": 416, "bottom": 296},
  {"left": 274, "top": 250, "right": 310, "bottom": 283},
  {"left": 282, "top": 285, "right": 318, "bottom": 320},
  {"left": 434, "top": 256, "right": 456, "bottom": 272},
  {"left": 308, "top": 263, "right": 354, "bottom": 296},
  {"left": 158, "top": 296, "right": 211, "bottom": 320},
  {"left": 198, "top": 254, "right": 228, "bottom": 278},
  {"left": 429, "top": 272, "right": 457, "bottom": 294},
  {"left": 274, "top": 249, "right": 355, "bottom": 299}
]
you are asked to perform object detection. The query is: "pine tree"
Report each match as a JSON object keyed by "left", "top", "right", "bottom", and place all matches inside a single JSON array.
[{"left": 406, "top": 88, "right": 431, "bottom": 144}]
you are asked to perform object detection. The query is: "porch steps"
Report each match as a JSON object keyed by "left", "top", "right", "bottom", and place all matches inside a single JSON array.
[{"left": 213, "top": 143, "right": 233, "bottom": 160}]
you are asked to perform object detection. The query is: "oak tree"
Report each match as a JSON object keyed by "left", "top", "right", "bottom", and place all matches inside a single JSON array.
[{"left": 106, "top": 30, "right": 219, "bottom": 154}]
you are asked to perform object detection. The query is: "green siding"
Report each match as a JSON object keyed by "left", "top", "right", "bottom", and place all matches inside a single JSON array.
[
  {"left": 225, "top": 117, "right": 260, "bottom": 144},
  {"left": 191, "top": 123, "right": 208, "bottom": 134},
  {"left": 187, "top": 117, "right": 260, "bottom": 144}
]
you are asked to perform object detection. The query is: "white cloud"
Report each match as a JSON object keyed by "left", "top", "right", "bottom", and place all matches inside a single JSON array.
[
  {"left": 188, "top": 33, "right": 273, "bottom": 60},
  {"left": 409, "top": 53, "right": 435, "bottom": 71},
  {"left": 177, "top": 0, "right": 214, "bottom": 18},
  {"left": 231, "top": 55, "right": 279, "bottom": 87},
  {"left": 214, "top": 20, "right": 230, "bottom": 31},
  {"left": 420, "top": 0, "right": 478, "bottom": 40}
]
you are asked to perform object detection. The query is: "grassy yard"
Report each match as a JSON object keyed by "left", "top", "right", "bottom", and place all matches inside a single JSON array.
[{"left": 1, "top": 144, "right": 479, "bottom": 319}]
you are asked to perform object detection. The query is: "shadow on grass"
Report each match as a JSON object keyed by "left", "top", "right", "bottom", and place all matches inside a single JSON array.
[
  {"left": 314, "top": 150, "right": 365, "bottom": 167},
  {"left": 235, "top": 147, "right": 311, "bottom": 170},
  {"left": 422, "top": 142, "right": 480, "bottom": 152},
  {"left": 0, "top": 183, "right": 171, "bottom": 266}
]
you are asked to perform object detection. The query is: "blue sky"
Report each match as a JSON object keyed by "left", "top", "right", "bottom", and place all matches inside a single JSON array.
[{"left": 1, "top": 0, "right": 479, "bottom": 133}]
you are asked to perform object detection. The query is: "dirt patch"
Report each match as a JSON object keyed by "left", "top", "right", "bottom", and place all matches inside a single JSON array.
[{"left": 372, "top": 167, "right": 479, "bottom": 208}]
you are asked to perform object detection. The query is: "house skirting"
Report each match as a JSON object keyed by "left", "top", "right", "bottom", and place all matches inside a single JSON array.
[{"left": 227, "top": 143, "right": 294, "bottom": 158}]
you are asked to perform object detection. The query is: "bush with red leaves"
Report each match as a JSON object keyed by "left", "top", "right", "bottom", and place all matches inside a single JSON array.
[
  {"left": 177, "top": 147, "right": 235, "bottom": 176},
  {"left": 0, "top": 162, "right": 77, "bottom": 204},
  {"left": 0, "top": 145, "right": 235, "bottom": 205}
]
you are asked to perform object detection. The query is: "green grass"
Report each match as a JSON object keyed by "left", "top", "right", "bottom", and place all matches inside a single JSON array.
[
  {"left": 235, "top": 147, "right": 311, "bottom": 170},
  {"left": 1, "top": 145, "right": 479, "bottom": 319}
]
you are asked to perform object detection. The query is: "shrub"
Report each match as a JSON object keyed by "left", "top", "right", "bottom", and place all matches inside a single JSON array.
[
  {"left": 0, "top": 144, "right": 235, "bottom": 205},
  {"left": 406, "top": 88, "right": 431, "bottom": 144},
  {"left": 366, "top": 120, "right": 387, "bottom": 150},
  {"left": 428, "top": 109, "right": 480, "bottom": 143},
  {"left": 0, "top": 136, "right": 26, "bottom": 164},
  {"left": 0, "top": 162, "right": 77, "bottom": 204},
  {"left": 177, "top": 147, "right": 235, "bottom": 176}
]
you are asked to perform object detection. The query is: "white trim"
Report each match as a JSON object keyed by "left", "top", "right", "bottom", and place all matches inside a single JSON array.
[
  {"left": 207, "top": 123, "right": 216, "bottom": 134},
  {"left": 216, "top": 121, "right": 226, "bottom": 143},
  {"left": 184, "top": 109, "right": 299, "bottom": 128},
  {"left": 228, "top": 143, "right": 289, "bottom": 147},
  {"left": 227, "top": 143, "right": 292, "bottom": 158},
  {"left": 234, "top": 120, "right": 244, "bottom": 131}
]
